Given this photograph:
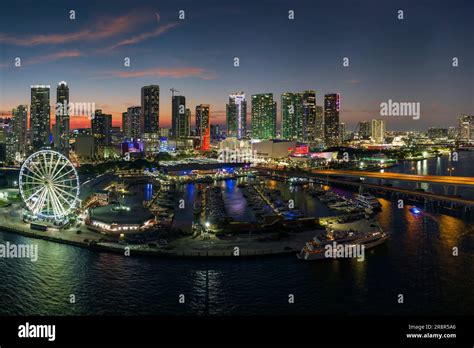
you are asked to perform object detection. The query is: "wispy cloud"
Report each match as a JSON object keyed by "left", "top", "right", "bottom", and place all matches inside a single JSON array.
[
  {"left": 104, "top": 22, "right": 179, "bottom": 51},
  {"left": 1, "top": 50, "right": 82, "bottom": 68},
  {"left": 348, "top": 79, "right": 361, "bottom": 84},
  {"left": 0, "top": 13, "right": 143, "bottom": 46},
  {"left": 102, "top": 67, "right": 216, "bottom": 80},
  {"left": 26, "top": 50, "right": 82, "bottom": 64}
]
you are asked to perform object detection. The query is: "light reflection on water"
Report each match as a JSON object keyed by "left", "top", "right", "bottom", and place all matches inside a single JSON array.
[
  {"left": 0, "top": 154, "right": 473, "bottom": 315},
  {"left": 385, "top": 152, "right": 474, "bottom": 198}
]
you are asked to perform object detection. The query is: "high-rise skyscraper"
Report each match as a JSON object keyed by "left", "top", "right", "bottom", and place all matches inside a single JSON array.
[
  {"left": 124, "top": 106, "right": 141, "bottom": 140},
  {"left": 323, "top": 93, "right": 340, "bottom": 147},
  {"left": 185, "top": 108, "right": 191, "bottom": 137},
  {"left": 30, "top": 85, "right": 51, "bottom": 151},
  {"left": 371, "top": 119, "right": 386, "bottom": 144},
  {"left": 314, "top": 105, "right": 324, "bottom": 140},
  {"left": 172, "top": 95, "right": 188, "bottom": 138},
  {"left": 457, "top": 114, "right": 474, "bottom": 143},
  {"left": 55, "top": 81, "right": 70, "bottom": 155},
  {"left": 210, "top": 124, "right": 220, "bottom": 139},
  {"left": 302, "top": 90, "right": 316, "bottom": 142},
  {"left": 195, "top": 104, "right": 210, "bottom": 150},
  {"left": 251, "top": 93, "right": 276, "bottom": 140},
  {"left": 122, "top": 112, "right": 127, "bottom": 135},
  {"left": 91, "top": 109, "right": 112, "bottom": 147},
  {"left": 11, "top": 105, "right": 28, "bottom": 159},
  {"left": 281, "top": 91, "right": 316, "bottom": 142},
  {"left": 226, "top": 92, "right": 247, "bottom": 139},
  {"left": 448, "top": 126, "right": 457, "bottom": 140},
  {"left": 141, "top": 85, "right": 160, "bottom": 134},
  {"left": 281, "top": 92, "right": 303, "bottom": 141},
  {"left": 339, "top": 122, "right": 347, "bottom": 142},
  {"left": 358, "top": 121, "right": 371, "bottom": 140}
]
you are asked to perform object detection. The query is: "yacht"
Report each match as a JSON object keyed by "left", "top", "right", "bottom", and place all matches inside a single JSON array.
[
  {"left": 297, "top": 226, "right": 389, "bottom": 261},
  {"left": 354, "top": 193, "right": 382, "bottom": 210},
  {"left": 288, "top": 177, "right": 309, "bottom": 185}
]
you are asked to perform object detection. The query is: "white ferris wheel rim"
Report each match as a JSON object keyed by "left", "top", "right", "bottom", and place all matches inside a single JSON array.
[{"left": 19, "top": 149, "right": 80, "bottom": 220}]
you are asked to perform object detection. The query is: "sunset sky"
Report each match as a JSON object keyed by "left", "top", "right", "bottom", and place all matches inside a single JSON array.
[{"left": 0, "top": 0, "right": 472, "bottom": 131}]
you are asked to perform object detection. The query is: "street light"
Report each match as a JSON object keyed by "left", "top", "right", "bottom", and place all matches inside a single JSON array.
[{"left": 447, "top": 167, "right": 455, "bottom": 176}]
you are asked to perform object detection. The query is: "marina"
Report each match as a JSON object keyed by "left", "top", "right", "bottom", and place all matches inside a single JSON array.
[{"left": 0, "top": 153, "right": 472, "bottom": 316}]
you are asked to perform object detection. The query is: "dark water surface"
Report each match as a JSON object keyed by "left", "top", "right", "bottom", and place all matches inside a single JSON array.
[{"left": 0, "top": 154, "right": 473, "bottom": 315}]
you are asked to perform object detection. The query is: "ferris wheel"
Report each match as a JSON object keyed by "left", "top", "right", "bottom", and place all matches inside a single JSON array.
[{"left": 19, "top": 150, "right": 80, "bottom": 220}]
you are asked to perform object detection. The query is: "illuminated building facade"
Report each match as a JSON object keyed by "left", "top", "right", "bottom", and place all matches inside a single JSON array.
[
  {"left": 12, "top": 105, "right": 28, "bottom": 159},
  {"left": 281, "top": 92, "right": 303, "bottom": 141},
  {"left": 196, "top": 104, "right": 210, "bottom": 150},
  {"left": 142, "top": 132, "right": 161, "bottom": 155},
  {"left": 323, "top": 93, "right": 340, "bottom": 147},
  {"left": 371, "top": 119, "right": 386, "bottom": 144},
  {"left": 226, "top": 92, "right": 247, "bottom": 139},
  {"left": 86, "top": 202, "right": 156, "bottom": 235},
  {"left": 358, "top": 121, "right": 371, "bottom": 140},
  {"left": 458, "top": 114, "right": 474, "bottom": 143},
  {"left": 314, "top": 105, "right": 324, "bottom": 140},
  {"left": 302, "top": 90, "right": 317, "bottom": 142},
  {"left": 30, "top": 85, "right": 51, "bottom": 151},
  {"left": 172, "top": 95, "right": 189, "bottom": 139},
  {"left": 55, "top": 81, "right": 70, "bottom": 155},
  {"left": 141, "top": 85, "right": 160, "bottom": 134},
  {"left": 91, "top": 109, "right": 112, "bottom": 147},
  {"left": 124, "top": 106, "right": 141, "bottom": 140},
  {"left": 251, "top": 93, "right": 276, "bottom": 140},
  {"left": 281, "top": 90, "right": 316, "bottom": 142}
]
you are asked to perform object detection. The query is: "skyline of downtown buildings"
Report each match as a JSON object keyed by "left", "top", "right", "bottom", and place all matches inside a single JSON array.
[
  {"left": 5, "top": 82, "right": 349, "bottom": 148},
  {"left": 3, "top": 80, "right": 474, "bottom": 160}
]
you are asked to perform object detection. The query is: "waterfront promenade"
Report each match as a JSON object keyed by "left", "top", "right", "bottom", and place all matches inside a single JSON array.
[
  {"left": 0, "top": 201, "right": 329, "bottom": 258},
  {"left": 0, "top": 199, "right": 383, "bottom": 258}
]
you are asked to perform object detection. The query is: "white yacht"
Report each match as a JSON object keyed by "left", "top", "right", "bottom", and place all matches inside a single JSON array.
[
  {"left": 354, "top": 193, "right": 381, "bottom": 210},
  {"left": 297, "top": 227, "right": 389, "bottom": 261}
]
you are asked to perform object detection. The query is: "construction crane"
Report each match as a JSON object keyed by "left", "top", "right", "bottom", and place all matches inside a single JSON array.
[{"left": 170, "top": 87, "right": 180, "bottom": 98}]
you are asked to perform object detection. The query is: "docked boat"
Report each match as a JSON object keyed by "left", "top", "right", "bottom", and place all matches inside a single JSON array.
[
  {"left": 328, "top": 201, "right": 350, "bottom": 209},
  {"left": 354, "top": 193, "right": 382, "bottom": 210},
  {"left": 297, "top": 226, "right": 389, "bottom": 261},
  {"left": 288, "top": 177, "right": 309, "bottom": 185}
]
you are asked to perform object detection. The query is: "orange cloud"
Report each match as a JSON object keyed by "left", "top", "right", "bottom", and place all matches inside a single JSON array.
[
  {"left": 105, "top": 22, "right": 179, "bottom": 50},
  {"left": 0, "top": 13, "right": 143, "bottom": 46},
  {"left": 26, "top": 50, "right": 82, "bottom": 65},
  {"left": 105, "top": 67, "right": 216, "bottom": 80},
  {"left": 348, "top": 79, "right": 361, "bottom": 84}
]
